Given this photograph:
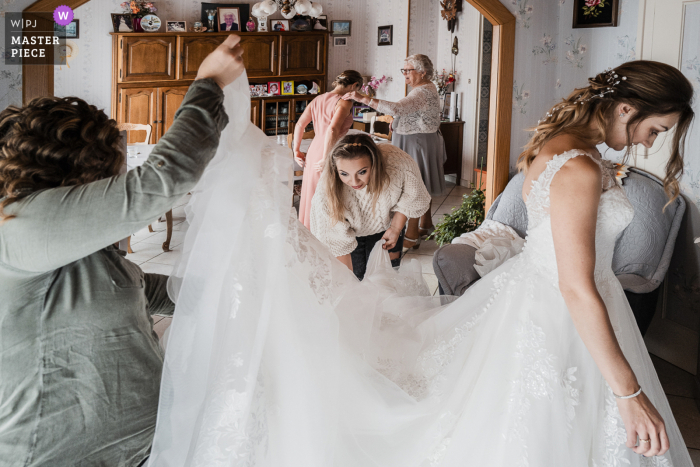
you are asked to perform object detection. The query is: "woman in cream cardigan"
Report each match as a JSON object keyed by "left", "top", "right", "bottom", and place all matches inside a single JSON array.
[{"left": 310, "top": 134, "right": 430, "bottom": 280}]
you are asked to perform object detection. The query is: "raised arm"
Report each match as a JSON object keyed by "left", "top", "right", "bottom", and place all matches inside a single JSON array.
[
  {"left": 0, "top": 36, "right": 245, "bottom": 273},
  {"left": 549, "top": 155, "right": 668, "bottom": 457},
  {"left": 341, "top": 87, "right": 427, "bottom": 118}
]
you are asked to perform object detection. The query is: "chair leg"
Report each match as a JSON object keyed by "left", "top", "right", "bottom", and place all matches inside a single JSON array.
[
  {"left": 148, "top": 224, "right": 154, "bottom": 233},
  {"left": 162, "top": 210, "right": 173, "bottom": 252},
  {"left": 127, "top": 235, "right": 134, "bottom": 254}
]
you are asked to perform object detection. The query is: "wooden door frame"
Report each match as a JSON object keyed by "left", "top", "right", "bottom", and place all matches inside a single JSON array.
[{"left": 406, "top": 0, "right": 514, "bottom": 207}]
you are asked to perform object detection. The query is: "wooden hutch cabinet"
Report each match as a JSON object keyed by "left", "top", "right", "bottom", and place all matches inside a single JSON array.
[{"left": 111, "top": 31, "right": 328, "bottom": 143}]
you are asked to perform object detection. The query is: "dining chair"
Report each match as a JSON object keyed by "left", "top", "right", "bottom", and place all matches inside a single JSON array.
[
  {"left": 370, "top": 115, "right": 394, "bottom": 141},
  {"left": 117, "top": 123, "right": 173, "bottom": 253}
]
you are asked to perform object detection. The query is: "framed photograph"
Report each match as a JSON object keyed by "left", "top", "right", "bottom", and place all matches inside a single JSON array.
[
  {"left": 282, "top": 81, "right": 294, "bottom": 95},
  {"left": 268, "top": 81, "right": 281, "bottom": 96},
  {"left": 271, "top": 19, "right": 289, "bottom": 32},
  {"left": 256, "top": 84, "right": 267, "bottom": 95},
  {"left": 331, "top": 20, "right": 351, "bottom": 36},
  {"left": 166, "top": 21, "right": 186, "bottom": 32},
  {"left": 291, "top": 15, "right": 312, "bottom": 31},
  {"left": 200, "top": 3, "right": 249, "bottom": 31},
  {"left": 217, "top": 7, "right": 240, "bottom": 31},
  {"left": 333, "top": 36, "right": 347, "bottom": 47},
  {"left": 250, "top": 85, "right": 258, "bottom": 96},
  {"left": 313, "top": 15, "right": 327, "bottom": 30},
  {"left": 54, "top": 19, "right": 79, "bottom": 38},
  {"left": 352, "top": 105, "right": 370, "bottom": 119},
  {"left": 111, "top": 13, "right": 134, "bottom": 33},
  {"left": 257, "top": 17, "right": 268, "bottom": 31},
  {"left": 572, "top": 0, "right": 619, "bottom": 28},
  {"left": 377, "top": 25, "right": 393, "bottom": 46}
]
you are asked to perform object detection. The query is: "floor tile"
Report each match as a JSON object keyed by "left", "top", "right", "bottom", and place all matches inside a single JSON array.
[
  {"left": 434, "top": 204, "right": 458, "bottom": 217},
  {"left": 423, "top": 273, "right": 439, "bottom": 296},
  {"left": 414, "top": 238, "right": 440, "bottom": 256},
  {"left": 432, "top": 213, "right": 450, "bottom": 226},
  {"left": 667, "top": 395, "right": 700, "bottom": 450},
  {"left": 450, "top": 185, "right": 473, "bottom": 196},
  {"left": 137, "top": 230, "right": 187, "bottom": 248},
  {"left": 139, "top": 262, "right": 174, "bottom": 275},
  {"left": 688, "top": 447, "right": 700, "bottom": 466},
  {"left": 442, "top": 195, "right": 466, "bottom": 208},
  {"left": 145, "top": 248, "right": 183, "bottom": 266},
  {"left": 430, "top": 195, "right": 447, "bottom": 209},
  {"left": 402, "top": 252, "right": 435, "bottom": 275},
  {"left": 125, "top": 243, "right": 168, "bottom": 264},
  {"left": 651, "top": 354, "right": 697, "bottom": 399},
  {"left": 153, "top": 316, "right": 172, "bottom": 341},
  {"left": 153, "top": 315, "right": 164, "bottom": 325}
]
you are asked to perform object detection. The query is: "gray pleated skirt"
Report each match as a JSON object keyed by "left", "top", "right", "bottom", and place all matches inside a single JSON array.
[{"left": 392, "top": 130, "right": 448, "bottom": 197}]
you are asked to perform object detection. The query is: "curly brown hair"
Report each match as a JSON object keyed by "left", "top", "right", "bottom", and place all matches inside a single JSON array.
[
  {"left": 0, "top": 96, "right": 124, "bottom": 220},
  {"left": 518, "top": 60, "right": 694, "bottom": 204}
]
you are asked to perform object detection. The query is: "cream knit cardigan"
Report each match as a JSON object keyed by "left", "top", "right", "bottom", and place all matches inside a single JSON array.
[{"left": 310, "top": 145, "right": 431, "bottom": 257}]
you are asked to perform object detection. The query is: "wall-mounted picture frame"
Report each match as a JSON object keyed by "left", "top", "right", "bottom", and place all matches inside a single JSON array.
[
  {"left": 217, "top": 7, "right": 240, "bottom": 31},
  {"left": 333, "top": 36, "right": 347, "bottom": 47},
  {"left": 271, "top": 19, "right": 289, "bottom": 31},
  {"left": 282, "top": 80, "right": 294, "bottom": 95},
  {"left": 257, "top": 17, "right": 268, "bottom": 32},
  {"left": 313, "top": 15, "right": 327, "bottom": 30},
  {"left": 572, "top": 0, "right": 619, "bottom": 28},
  {"left": 268, "top": 81, "right": 281, "bottom": 95},
  {"left": 377, "top": 25, "right": 393, "bottom": 46},
  {"left": 291, "top": 15, "right": 312, "bottom": 31},
  {"left": 200, "top": 3, "right": 249, "bottom": 32},
  {"left": 54, "top": 19, "right": 79, "bottom": 38},
  {"left": 166, "top": 21, "right": 186, "bottom": 32},
  {"left": 111, "top": 13, "right": 134, "bottom": 33},
  {"left": 331, "top": 20, "right": 351, "bottom": 36}
]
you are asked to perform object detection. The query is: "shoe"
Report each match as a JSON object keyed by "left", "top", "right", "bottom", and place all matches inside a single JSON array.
[
  {"left": 418, "top": 225, "right": 435, "bottom": 238},
  {"left": 402, "top": 236, "right": 421, "bottom": 254}
]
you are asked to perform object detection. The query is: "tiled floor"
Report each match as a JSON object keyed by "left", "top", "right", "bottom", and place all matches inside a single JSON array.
[{"left": 130, "top": 184, "right": 700, "bottom": 463}]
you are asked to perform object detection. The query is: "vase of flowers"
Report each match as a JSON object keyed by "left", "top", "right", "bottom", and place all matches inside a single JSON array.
[
  {"left": 120, "top": 1, "right": 157, "bottom": 32},
  {"left": 432, "top": 69, "right": 457, "bottom": 97},
  {"left": 361, "top": 75, "right": 392, "bottom": 98}
]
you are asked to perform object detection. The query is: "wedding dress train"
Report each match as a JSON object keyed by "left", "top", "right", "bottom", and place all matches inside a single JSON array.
[{"left": 148, "top": 76, "right": 691, "bottom": 466}]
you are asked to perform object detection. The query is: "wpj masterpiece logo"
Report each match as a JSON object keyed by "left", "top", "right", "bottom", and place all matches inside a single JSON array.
[{"left": 3, "top": 6, "right": 72, "bottom": 65}]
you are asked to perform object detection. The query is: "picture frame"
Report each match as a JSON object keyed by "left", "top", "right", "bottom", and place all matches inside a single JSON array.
[
  {"left": 291, "top": 15, "right": 312, "bottom": 31},
  {"left": 200, "top": 3, "right": 250, "bottom": 31},
  {"left": 377, "top": 25, "right": 393, "bottom": 46},
  {"left": 268, "top": 81, "right": 281, "bottom": 96},
  {"left": 352, "top": 105, "right": 370, "bottom": 119},
  {"left": 312, "top": 15, "right": 328, "bottom": 31},
  {"left": 217, "top": 7, "right": 241, "bottom": 31},
  {"left": 256, "top": 84, "right": 267, "bottom": 95},
  {"left": 331, "top": 20, "right": 351, "bottom": 36},
  {"left": 166, "top": 21, "right": 186, "bottom": 32},
  {"left": 333, "top": 36, "right": 347, "bottom": 47},
  {"left": 282, "top": 81, "right": 294, "bottom": 95},
  {"left": 111, "top": 13, "right": 134, "bottom": 33},
  {"left": 250, "top": 84, "right": 258, "bottom": 97},
  {"left": 271, "top": 19, "right": 289, "bottom": 32},
  {"left": 441, "top": 92, "right": 452, "bottom": 120},
  {"left": 54, "top": 19, "right": 79, "bottom": 38},
  {"left": 257, "top": 17, "right": 268, "bottom": 32},
  {"left": 572, "top": 0, "right": 619, "bottom": 28}
]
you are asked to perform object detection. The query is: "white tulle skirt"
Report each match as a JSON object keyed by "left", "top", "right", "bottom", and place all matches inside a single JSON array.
[{"left": 148, "top": 76, "right": 691, "bottom": 467}]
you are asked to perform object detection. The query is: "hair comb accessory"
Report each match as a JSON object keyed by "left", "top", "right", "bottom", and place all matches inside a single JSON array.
[
  {"left": 342, "top": 142, "right": 362, "bottom": 148},
  {"left": 537, "top": 68, "right": 628, "bottom": 125}
]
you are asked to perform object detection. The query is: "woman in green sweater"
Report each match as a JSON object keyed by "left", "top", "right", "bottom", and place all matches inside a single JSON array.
[{"left": 0, "top": 35, "right": 244, "bottom": 467}]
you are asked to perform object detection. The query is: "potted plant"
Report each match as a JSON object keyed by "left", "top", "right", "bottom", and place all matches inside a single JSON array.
[{"left": 120, "top": 1, "right": 157, "bottom": 32}]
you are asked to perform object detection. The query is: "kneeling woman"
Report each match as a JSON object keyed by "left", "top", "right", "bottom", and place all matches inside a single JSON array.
[{"left": 311, "top": 134, "right": 430, "bottom": 280}]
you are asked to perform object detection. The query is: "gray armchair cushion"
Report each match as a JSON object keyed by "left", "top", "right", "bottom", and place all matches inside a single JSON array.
[{"left": 433, "top": 167, "right": 686, "bottom": 296}]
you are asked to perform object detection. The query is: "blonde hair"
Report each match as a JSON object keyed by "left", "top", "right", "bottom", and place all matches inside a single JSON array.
[
  {"left": 323, "top": 134, "right": 389, "bottom": 225},
  {"left": 405, "top": 54, "right": 435, "bottom": 80},
  {"left": 518, "top": 60, "right": 694, "bottom": 203}
]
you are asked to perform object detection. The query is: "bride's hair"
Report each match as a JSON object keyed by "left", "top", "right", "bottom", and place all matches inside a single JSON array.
[
  {"left": 518, "top": 60, "right": 694, "bottom": 202},
  {"left": 323, "top": 133, "right": 388, "bottom": 225}
]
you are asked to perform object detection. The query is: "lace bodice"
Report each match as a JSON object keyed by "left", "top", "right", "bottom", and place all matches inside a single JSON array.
[
  {"left": 522, "top": 150, "right": 634, "bottom": 283},
  {"left": 375, "top": 84, "right": 441, "bottom": 135}
]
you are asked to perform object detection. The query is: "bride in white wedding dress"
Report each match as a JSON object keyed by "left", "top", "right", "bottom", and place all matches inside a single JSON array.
[{"left": 148, "top": 51, "right": 695, "bottom": 466}]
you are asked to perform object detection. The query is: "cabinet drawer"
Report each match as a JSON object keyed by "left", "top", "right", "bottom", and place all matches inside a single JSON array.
[
  {"left": 179, "top": 36, "right": 226, "bottom": 80},
  {"left": 120, "top": 36, "right": 176, "bottom": 82}
]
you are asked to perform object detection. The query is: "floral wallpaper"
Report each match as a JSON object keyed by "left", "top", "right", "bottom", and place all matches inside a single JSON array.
[{"left": 0, "top": 0, "right": 35, "bottom": 110}]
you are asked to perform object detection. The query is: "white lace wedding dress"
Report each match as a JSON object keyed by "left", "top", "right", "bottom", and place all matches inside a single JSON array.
[{"left": 148, "top": 77, "right": 691, "bottom": 466}]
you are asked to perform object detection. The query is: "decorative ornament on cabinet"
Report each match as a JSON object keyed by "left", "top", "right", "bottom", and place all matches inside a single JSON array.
[{"left": 251, "top": 0, "right": 322, "bottom": 20}]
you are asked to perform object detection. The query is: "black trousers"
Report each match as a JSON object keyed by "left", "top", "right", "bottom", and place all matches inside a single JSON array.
[{"left": 350, "top": 228, "right": 404, "bottom": 280}]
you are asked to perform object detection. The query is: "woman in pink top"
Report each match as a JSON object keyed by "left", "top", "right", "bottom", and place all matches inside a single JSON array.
[{"left": 294, "top": 70, "right": 363, "bottom": 229}]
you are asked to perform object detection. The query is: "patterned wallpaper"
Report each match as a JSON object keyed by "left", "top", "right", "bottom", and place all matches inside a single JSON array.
[{"left": 0, "top": 0, "right": 35, "bottom": 109}]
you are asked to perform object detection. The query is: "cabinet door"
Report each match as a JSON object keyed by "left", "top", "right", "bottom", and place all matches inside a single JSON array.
[
  {"left": 239, "top": 35, "right": 278, "bottom": 77},
  {"left": 118, "top": 88, "right": 157, "bottom": 144},
  {"left": 251, "top": 100, "right": 260, "bottom": 126},
  {"left": 279, "top": 35, "right": 325, "bottom": 76},
  {"left": 120, "top": 36, "right": 176, "bottom": 82},
  {"left": 159, "top": 86, "right": 189, "bottom": 137},
  {"left": 179, "top": 36, "right": 226, "bottom": 80}
]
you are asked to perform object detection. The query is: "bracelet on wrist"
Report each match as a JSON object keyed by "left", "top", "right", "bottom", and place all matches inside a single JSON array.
[{"left": 613, "top": 386, "right": 642, "bottom": 399}]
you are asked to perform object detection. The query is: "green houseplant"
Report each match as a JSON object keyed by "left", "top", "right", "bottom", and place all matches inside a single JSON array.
[{"left": 428, "top": 185, "right": 485, "bottom": 246}]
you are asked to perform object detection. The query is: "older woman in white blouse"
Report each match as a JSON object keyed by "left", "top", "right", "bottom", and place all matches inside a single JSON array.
[{"left": 342, "top": 54, "right": 446, "bottom": 251}]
